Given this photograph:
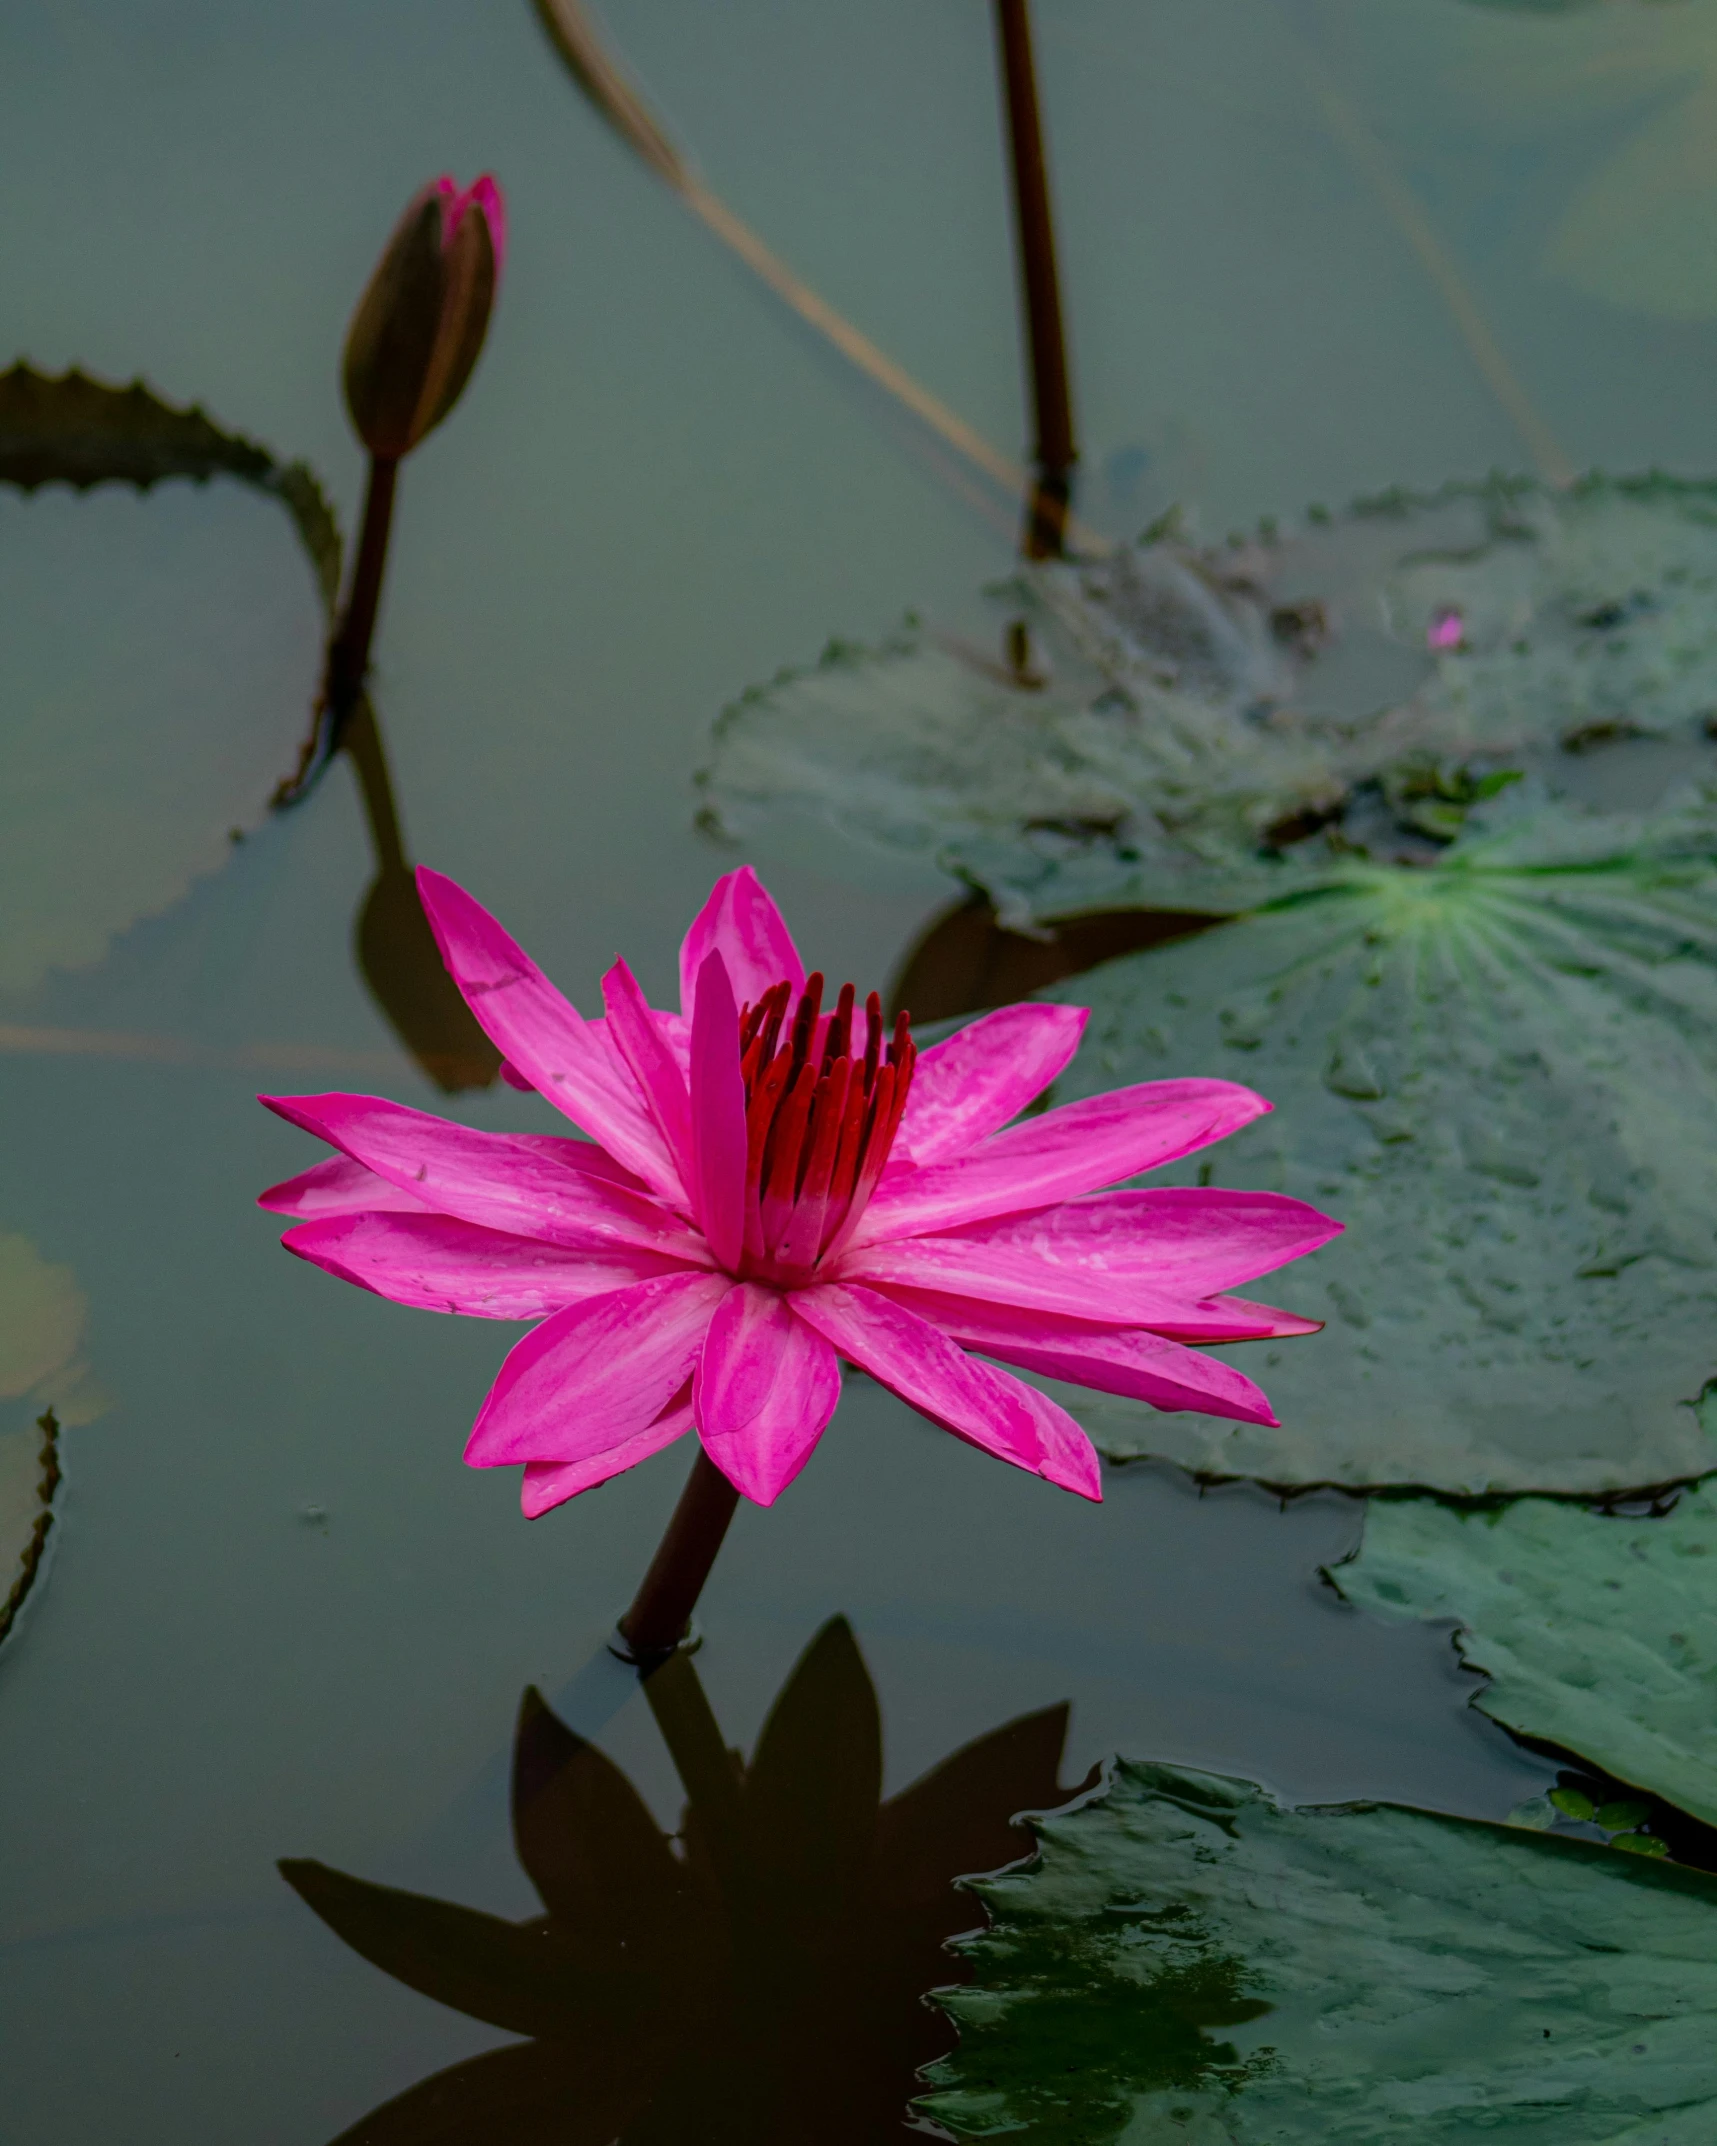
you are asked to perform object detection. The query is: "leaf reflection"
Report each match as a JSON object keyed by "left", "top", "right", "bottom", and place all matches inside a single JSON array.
[{"left": 280, "top": 1617, "right": 1092, "bottom": 2142}]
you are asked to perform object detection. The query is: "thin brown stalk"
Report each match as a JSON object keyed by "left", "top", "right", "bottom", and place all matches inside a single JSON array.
[
  {"left": 992, "top": 0, "right": 1078, "bottom": 558},
  {"left": 531, "top": 0, "right": 1108, "bottom": 551}
]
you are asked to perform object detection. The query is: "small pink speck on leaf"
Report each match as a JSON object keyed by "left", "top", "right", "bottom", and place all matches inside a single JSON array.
[{"left": 1427, "top": 608, "right": 1465, "bottom": 654}]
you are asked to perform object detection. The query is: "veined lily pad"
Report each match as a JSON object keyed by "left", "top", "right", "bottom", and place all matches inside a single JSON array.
[
  {"left": 1330, "top": 1487, "right": 1717, "bottom": 1831},
  {"left": 701, "top": 477, "right": 1717, "bottom": 926},
  {"left": 0, "top": 1412, "right": 60, "bottom": 1653},
  {"left": 0, "top": 364, "right": 336, "bottom": 992},
  {"left": 921, "top": 1759, "right": 1717, "bottom": 2144},
  {"left": 1039, "top": 791, "right": 1717, "bottom": 1495}
]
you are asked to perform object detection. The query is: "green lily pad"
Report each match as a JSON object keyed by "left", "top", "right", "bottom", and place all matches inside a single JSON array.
[
  {"left": 0, "top": 363, "right": 337, "bottom": 993},
  {"left": 0, "top": 1411, "right": 60, "bottom": 1654},
  {"left": 921, "top": 1758, "right": 1717, "bottom": 2144},
  {"left": 701, "top": 476, "right": 1717, "bottom": 926},
  {"left": 1039, "top": 790, "right": 1717, "bottom": 1495},
  {"left": 1330, "top": 1486, "right": 1717, "bottom": 1830}
]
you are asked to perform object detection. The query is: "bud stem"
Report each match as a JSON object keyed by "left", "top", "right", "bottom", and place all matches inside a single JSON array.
[
  {"left": 326, "top": 453, "right": 399, "bottom": 738},
  {"left": 616, "top": 1448, "right": 741, "bottom": 1665},
  {"left": 274, "top": 454, "right": 400, "bottom": 806}
]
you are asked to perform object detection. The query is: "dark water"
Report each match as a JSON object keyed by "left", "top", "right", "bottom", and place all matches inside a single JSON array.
[{"left": 4, "top": 0, "right": 1713, "bottom": 2136}]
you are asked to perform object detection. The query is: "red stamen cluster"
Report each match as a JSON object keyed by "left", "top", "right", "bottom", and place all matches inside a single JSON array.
[{"left": 737, "top": 973, "right": 915, "bottom": 1280}]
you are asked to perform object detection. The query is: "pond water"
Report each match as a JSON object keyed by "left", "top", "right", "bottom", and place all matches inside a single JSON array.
[{"left": 3, "top": 1, "right": 1713, "bottom": 2137}]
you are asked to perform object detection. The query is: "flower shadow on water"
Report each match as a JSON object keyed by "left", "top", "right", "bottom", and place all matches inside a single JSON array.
[{"left": 280, "top": 1617, "right": 1095, "bottom": 2143}]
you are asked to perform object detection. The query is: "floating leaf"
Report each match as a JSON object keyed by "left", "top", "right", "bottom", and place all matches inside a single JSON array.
[
  {"left": 0, "top": 363, "right": 341, "bottom": 611},
  {"left": 0, "top": 363, "right": 337, "bottom": 993},
  {"left": 0, "top": 1411, "right": 60, "bottom": 1653},
  {"left": 922, "top": 1758, "right": 1717, "bottom": 2144},
  {"left": 0, "top": 1229, "right": 104, "bottom": 1431},
  {"left": 701, "top": 477, "right": 1717, "bottom": 927},
  {"left": 1331, "top": 1485, "right": 1717, "bottom": 1829},
  {"left": 1040, "top": 792, "right": 1717, "bottom": 1495}
]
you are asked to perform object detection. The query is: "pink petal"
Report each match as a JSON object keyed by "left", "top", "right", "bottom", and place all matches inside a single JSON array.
[
  {"left": 259, "top": 1093, "right": 709, "bottom": 1262},
  {"left": 961, "top": 1358, "right": 1103, "bottom": 1500},
  {"left": 693, "top": 1283, "right": 842, "bottom": 1506},
  {"left": 930, "top": 1186, "right": 1343, "bottom": 1295},
  {"left": 466, "top": 1272, "right": 733, "bottom": 1466},
  {"left": 468, "top": 173, "right": 507, "bottom": 275},
  {"left": 688, "top": 952, "right": 747, "bottom": 1272},
  {"left": 414, "top": 868, "right": 684, "bottom": 1205},
  {"left": 677, "top": 867, "right": 804, "bottom": 1018},
  {"left": 836, "top": 1231, "right": 1317, "bottom": 1336},
  {"left": 258, "top": 1154, "right": 435, "bottom": 1220},
  {"left": 1145, "top": 1295, "right": 1323, "bottom": 1343},
  {"left": 521, "top": 1397, "right": 693, "bottom": 1516},
  {"left": 282, "top": 1212, "right": 703, "bottom": 1320},
  {"left": 601, "top": 959, "right": 695, "bottom": 1186},
  {"left": 878, "top": 1283, "right": 1279, "bottom": 1427},
  {"left": 790, "top": 1281, "right": 1045, "bottom": 1476},
  {"left": 852, "top": 1079, "right": 1270, "bottom": 1247},
  {"left": 896, "top": 1004, "right": 1088, "bottom": 1166},
  {"left": 257, "top": 1135, "right": 644, "bottom": 1221}
]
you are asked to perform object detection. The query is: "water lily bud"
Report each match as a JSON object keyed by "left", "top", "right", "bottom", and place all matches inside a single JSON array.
[{"left": 342, "top": 175, "right": 505, "bottom": 460}]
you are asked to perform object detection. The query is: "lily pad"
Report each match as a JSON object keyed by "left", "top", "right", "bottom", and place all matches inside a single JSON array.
[
  {"left": 1038, "top": 790, "right": 1717, "bottom": 1495},
  {"left": 0, "top": 364, "right": 337, "bottom": 992},
  {"left": 701, "top": 476, "right": 1717, "bottom": 926},
  {"left": 0, "top": 1411, "right": 60, "bottom": 1653},
  {"left": 1331, "top": 1486, "right": 1717, "bottom": 1831},
  {"left": 0, "top": 363, "right": 341, "bottom": 608},
  {"left": 921, "top": 1758, "right": 1717, "bottom": 2144}
]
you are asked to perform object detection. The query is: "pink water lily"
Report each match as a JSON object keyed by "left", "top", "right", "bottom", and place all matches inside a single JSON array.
[{"left": 259, "top": 869, "right": 1339, "bottom": 1514}]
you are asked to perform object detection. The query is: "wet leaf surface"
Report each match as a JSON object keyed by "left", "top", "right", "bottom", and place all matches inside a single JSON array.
[
  {"left": 923, "top": 1758, "right": 1717, "bottom": 2144},
  {"left": 1042, "top": 793, "right": 1717, "bottom": 1494},
  {"left": 1332, "top": 1486, "right": 1717, "bottom": 1831},
  {"left": 702, "top": 477, "right": 1717, "bottom": 928}
]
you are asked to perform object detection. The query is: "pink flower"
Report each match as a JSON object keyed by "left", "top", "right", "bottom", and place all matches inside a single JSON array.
[
  {"left": 1426, "top": 606, "right": 1465, "bottom": 654},
  {"left": 259, "top": 871, "right": 1339, "bottom": 1515}
]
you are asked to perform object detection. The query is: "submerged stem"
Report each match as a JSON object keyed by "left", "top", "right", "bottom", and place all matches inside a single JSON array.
[
  {"left": 274, "top": 452, "right": 399, "bottom": 806},
  {"left": 617, "top": 1448, "right": 741, "bottom": 1665},
  {"left": 992, "top": 0, "right": 1077, "bottom": 559}
]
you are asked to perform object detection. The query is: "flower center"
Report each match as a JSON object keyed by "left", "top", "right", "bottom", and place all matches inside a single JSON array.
[{"left": 735, "top": 973, "right": 915, "bottom": 1283}]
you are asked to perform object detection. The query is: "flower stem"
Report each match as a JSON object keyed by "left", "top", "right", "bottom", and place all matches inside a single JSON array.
[
  {"left": 617, "top": 1448, "right": 741, "bottom": 1665},
  {"left": 991, "top": 0, "right": 1076, "bottom": 559},
  {"left": 274, "top": 453, "right": 399, "bottom": 806}
]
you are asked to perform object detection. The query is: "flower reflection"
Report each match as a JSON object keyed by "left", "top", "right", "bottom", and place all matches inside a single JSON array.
[{"left": 280, "top": 1618, "right": 1093, "bottom": 2142}]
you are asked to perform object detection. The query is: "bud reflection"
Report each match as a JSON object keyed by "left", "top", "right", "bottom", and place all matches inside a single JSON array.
[
  {"left": 343, "top": 696, "right": 501, "bottom": 1094},
  {"left": 281, "top": 1617, "right": 1092, "bottom": 2141}
]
